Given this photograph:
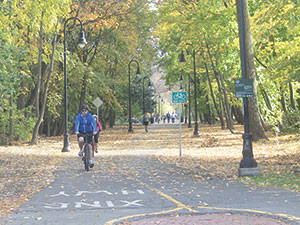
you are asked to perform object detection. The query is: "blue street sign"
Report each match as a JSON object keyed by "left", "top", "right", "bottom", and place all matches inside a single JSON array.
[{"left": 172, "top": 91, "right": 187, "bottom": 104}]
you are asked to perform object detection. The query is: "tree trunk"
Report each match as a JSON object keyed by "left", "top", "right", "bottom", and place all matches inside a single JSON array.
[
  {"left": 211, "top": 65, "right": 225, "bottom": 129},
  {"left": 9, "top": 92, "right": 13, "bottom": 144},
  {"left": 205, "top": 63, "right": 224, "bottom": 127},
  {"left": 218, "top": 71, "right": 234, "bottom": 130},
  {"left": 259, "top": 83, "right": 272, "bottom": 110},
  {"left": 236, "top": 0, "right": 267, "bottom": 140},
  {"left": 109, "top": 107, "right": 115, "bottom": 128},
  {"left": 205, "top": 94, "right": 213, "bottom": 124},
  {"left": 78, "top": 73, "right": 87, "bottom": 111},
  {"left": 289, "top": 82, "right": 296, "bottom": 110},
  {"left": 206, "top": 42, "right": 226, "bottom": 129},
  {"left": 35, "top": 9, "right": 45, "bottom": 118},
  {"left": 232, "top": 105, "right": 244, "bottom": 124},
  {"left": 99, "top": 108, "right": 106, "bottom": 130},
  {"left": 280, "top": 86, "right": 287, "bottom": 113},
  {"left": 17, "top": 78, "right": 26, "bottom": 110},
  {"left": 31, "top": 27, "right": 57, "bottom": 145},
  {"left": 46, "top": 120, "right": 51, "bottom": 137}
]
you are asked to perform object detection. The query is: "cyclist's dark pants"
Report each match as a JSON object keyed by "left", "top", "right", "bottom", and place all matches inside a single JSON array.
[
  {"left": 77, "top": 132, "right": 93, "bottom": 144},
  {"left": 94, "top": 132, "right": 100, "bottom": 143}
]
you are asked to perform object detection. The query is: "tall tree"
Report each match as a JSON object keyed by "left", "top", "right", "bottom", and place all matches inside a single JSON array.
[{"left": 236, "top": 0, "right": 267, "bottom": 140}]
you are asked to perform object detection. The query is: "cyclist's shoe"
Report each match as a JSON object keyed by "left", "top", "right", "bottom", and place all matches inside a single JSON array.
[
  {"left": 78, "top": 149, "right": 83, "bottom": 156},
  {"left": 95, "top": 149, "right": 98, "bottom": 153},
  {"left": 89, "top": 160, "right": 94, "bottom": 168}
]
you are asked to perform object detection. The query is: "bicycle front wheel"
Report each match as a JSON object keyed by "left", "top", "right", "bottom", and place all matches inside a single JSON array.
[{"left": 84, "top": 144, "right": 90, "bottom": 171}]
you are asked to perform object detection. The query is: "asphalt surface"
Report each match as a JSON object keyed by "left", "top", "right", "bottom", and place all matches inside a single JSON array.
[{"left": 1, "top": 123, "right": 300, "bottom": 225}]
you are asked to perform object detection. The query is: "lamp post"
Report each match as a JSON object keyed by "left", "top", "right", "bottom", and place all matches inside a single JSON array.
[
  {"left": 161, "top": 98, "right": 164, "bottom": 117},
  {"left": 62, "top": 17, "right": 87, "bottom": 152},
  {"left": 237, "top": 0, "right": 258, "bottom": 175},
  {"left": 187, "top": 71, "right": 192, "bottom": 128},
  {"left": 180, "top": 50, "right": 199, "bottom": 135},
  {"left": 158, "top": 95, "right": 161, "bottom": 118},
  {"left": 128, "top": 59, "right": 140, "bottom": 133}
]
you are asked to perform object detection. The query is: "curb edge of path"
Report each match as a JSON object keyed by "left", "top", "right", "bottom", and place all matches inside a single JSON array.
[{"left": 115, "top": 212, "right": 300, "bottom": 225}]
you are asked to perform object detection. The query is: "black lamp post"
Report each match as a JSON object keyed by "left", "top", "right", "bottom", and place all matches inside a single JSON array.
[
  {"left": 62, "top": 17, "right": 87, "bottom": 152},
  {"left": 192, "top": 50, "right": 200, "bottom": 136},
  {"left": 158, "top": 95, "right": 161, "bottom": 118},
  {"left": 161, "top": 98, "right": 164, "bottom": 117},
  {"left": 142, "top": 76, "right": 151, "bottom": 115},
  {"left": 128, "top": 59, "right": 140, "bottom": 133},
  {"left": 237, "top": 0, "right": 258, "bottom": 175},
  {"left": 187, "top": 71, "right": 192, "bottom": 128},
  {"left": 180, "top": 50, "right": 200, "bottom": 135}
]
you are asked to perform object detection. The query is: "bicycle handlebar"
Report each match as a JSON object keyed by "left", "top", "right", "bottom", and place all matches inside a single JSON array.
[{"left": 81, "top": 133, "right": 94, "bottom": 137}]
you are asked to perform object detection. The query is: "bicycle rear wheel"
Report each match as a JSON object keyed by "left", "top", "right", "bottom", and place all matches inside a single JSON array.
[{"left": 84, "top": 144, "right": 90, "bottom": 171}]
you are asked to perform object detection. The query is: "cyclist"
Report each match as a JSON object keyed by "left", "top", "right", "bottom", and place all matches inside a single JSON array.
[
  {"left": 92, "top": 114, "right": 102, "bottom": 153},
  {"left": 74, "top": 105, "right": 97, "bottom": 168}
]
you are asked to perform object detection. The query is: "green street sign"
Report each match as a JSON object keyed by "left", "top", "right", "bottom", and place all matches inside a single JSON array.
[
  {"left": 172, "top": 91, "right": 187, "bottom": 103},
  {"left": 235, "top": 78, "right": 254, "bottom": 98}
]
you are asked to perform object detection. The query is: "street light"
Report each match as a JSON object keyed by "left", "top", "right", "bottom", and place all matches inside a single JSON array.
[
  {"left": 62, "top": 17, "right": 87, "bottom": 152},
  {"left": 237, "top": 0, "right": 259, "bottom": 176},
  {"left": 158, "top": 95, "right": 161, "bottom": 118},
  {"left": 161, "top": 98, "right": 164, "bottom": 118},
  {"left": 128, "top": 59, "right": 140, "bottom": 133},
  {"left": 187, "top": 70, "right": 192, "bottom": 128},
  {"left": 180, "top": 50, "right": 200, "bottom": 135}
]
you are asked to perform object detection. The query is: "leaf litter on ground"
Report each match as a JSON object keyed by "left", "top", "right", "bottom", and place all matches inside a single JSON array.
[{"left": 0, "top": 124, "right": 299, "bottom": 217}]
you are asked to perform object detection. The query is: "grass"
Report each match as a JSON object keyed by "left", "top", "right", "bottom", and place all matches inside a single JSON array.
[{"left": 241, "top": 172, "right": 300, "bottom": 191}]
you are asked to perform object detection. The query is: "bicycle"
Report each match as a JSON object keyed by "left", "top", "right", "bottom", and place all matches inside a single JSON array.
[{"left": 81, "top": 133, "right": 94, "bottom": 171}]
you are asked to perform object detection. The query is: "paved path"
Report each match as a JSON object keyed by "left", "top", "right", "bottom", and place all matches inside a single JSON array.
[{"left": 1, "top": 123, "right": 300, "bottom": 225}]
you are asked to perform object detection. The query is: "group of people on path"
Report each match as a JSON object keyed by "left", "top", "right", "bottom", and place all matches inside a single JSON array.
[
  {"left": 142, "top": 111, "right": 178, "bottom": 132},
  {"left": 161, "top": 112, "right": 176, "bottom": 124}
]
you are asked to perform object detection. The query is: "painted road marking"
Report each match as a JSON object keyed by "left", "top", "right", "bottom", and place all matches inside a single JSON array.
[
  {"left": 137, "top": 190, "right": 144, "bottom": 194},
  {"left": 121, "top": 190, "right": 128, "bottom": 195},
  {"left": 105, "top": 207, "right": 182, "bottom": 225},
  {"left": 75, "top": 201, "right": 101, "bottom": 208},
  {"left": 120, "top": 200, "right": 143, "bottom": 207},
  {"left": 106, "top": 201, "right": 114, "bottom": 207},
  {"left": 142, "top": 182, "right": 197, "bottom": 213},
  {"left": 75, "top": 190, "right": 113, "bottom": 196},
  {"left": 44, "top": 203, "right": 68, "bottom": 209},
  {"left": 50, "top": 191, "right": 70, "bottom": 197},
  {"left": 197, "top": 206, "right": 300, "bottom": 222},
  {"left": 44, "top": 200, "right": 142, "bottom": 209},
  {"left": 48, "top": 189, "right": 145, "bottom": 197},
  {"left": 43, "top": 189, "right": 147, "bottom": 210}
]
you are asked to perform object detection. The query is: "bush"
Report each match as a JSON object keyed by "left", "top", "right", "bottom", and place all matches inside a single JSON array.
[
  {"left": 0, "top": 107, "right": 35, "bottom": 144},
  {"left": 281, "top": 109, "right": 300, "bottom": 133}
]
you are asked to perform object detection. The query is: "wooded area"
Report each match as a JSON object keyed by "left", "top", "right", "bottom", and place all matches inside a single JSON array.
[{"left": 0, "top": 0, "right": 300, "bottom": 145}]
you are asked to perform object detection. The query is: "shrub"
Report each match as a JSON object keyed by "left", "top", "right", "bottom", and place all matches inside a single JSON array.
[{"left": 281, "top": 109, "right": 300, "bottom": 133}]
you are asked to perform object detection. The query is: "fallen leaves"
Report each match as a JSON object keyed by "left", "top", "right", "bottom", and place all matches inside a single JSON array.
[{"left": 0, "top": 123, "right": 300, "bottom": 218}]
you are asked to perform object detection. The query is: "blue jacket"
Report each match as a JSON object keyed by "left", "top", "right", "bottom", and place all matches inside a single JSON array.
[{"left": 74, "top": 112, "right": 97, "bottom": 134}]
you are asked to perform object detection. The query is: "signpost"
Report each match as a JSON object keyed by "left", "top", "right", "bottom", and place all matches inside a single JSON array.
[
  {"left": 93, "top": 97, "right": 103, "bottom": 118},
  {"left": 235, "top": 78, "right": 254, "bottom": 98},
  {"left": 172, "top": 91, "right": 187, "bottom": 157},
  {"left": 172, "top": 91, "right": 187, "bottom": 104}
]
